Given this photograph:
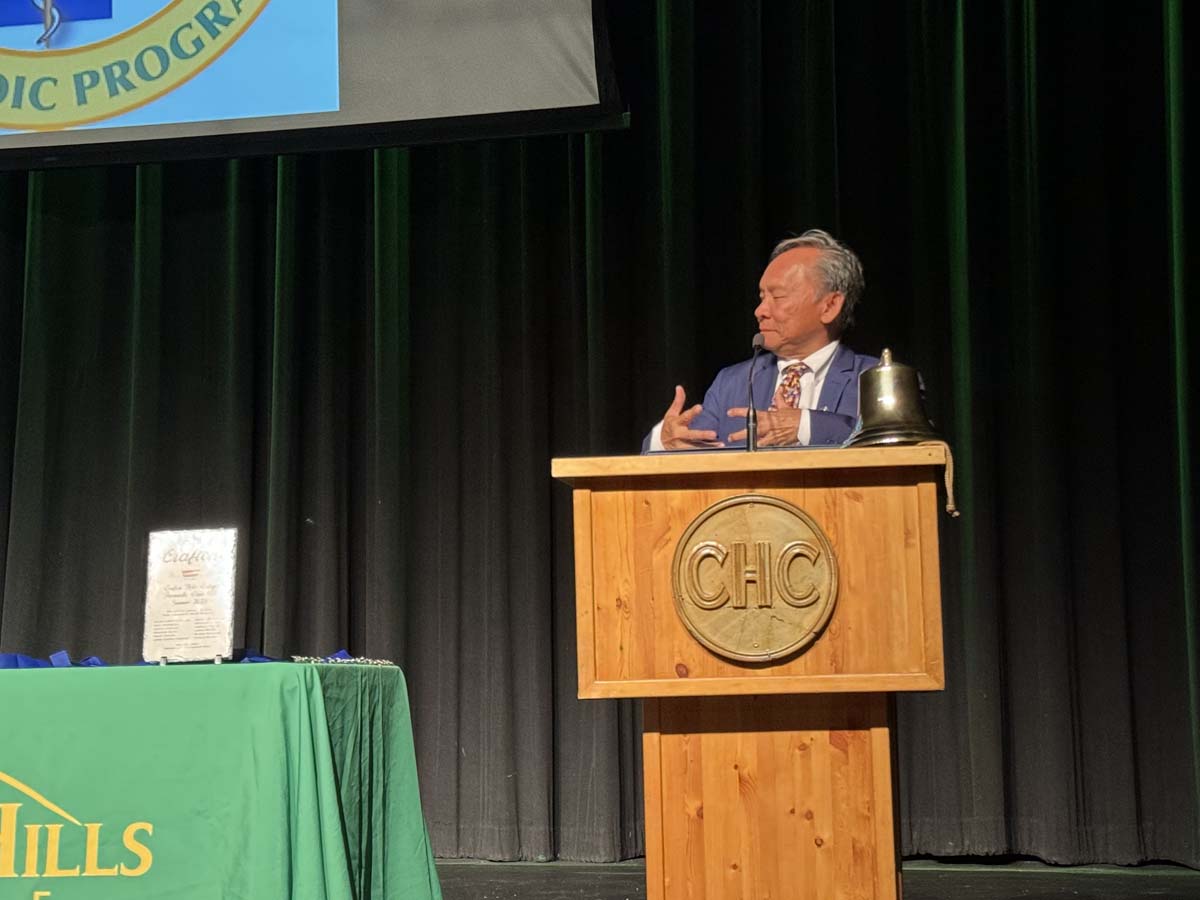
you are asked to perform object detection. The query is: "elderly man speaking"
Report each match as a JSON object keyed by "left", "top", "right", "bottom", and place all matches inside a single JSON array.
[{"left": 645, "top": 229, "right": 877, "bottom": 452}]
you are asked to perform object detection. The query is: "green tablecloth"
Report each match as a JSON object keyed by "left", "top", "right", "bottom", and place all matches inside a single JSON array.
[{"left": 0, "top": 663, "right": 442, "bottom": 900}]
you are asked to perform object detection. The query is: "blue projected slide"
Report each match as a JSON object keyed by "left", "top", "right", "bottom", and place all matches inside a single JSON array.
[{"left": 0, "top": 0, "right": 339, "bottom": 133}]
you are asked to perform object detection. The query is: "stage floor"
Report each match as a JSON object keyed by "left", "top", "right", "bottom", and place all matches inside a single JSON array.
[{"left": 436, "top": 859, "right": 1200, "bottom": 900}]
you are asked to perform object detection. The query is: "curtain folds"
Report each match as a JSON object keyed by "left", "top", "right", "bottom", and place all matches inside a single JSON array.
[{"left": 0, "top": 0, "right": 1196, "bottom": 866}]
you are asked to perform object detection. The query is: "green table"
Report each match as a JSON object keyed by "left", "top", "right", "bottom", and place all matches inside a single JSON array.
[{"left": 0, "top": 663, "right": 442, "bottom": 900}]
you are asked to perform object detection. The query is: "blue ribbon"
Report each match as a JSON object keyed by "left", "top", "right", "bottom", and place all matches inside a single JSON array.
[
  {"left": 0, "top": 653, "right": 52, "bottom": 669},
  {"left": 1, "top": 649, "right": 354, "bottom": 669}
]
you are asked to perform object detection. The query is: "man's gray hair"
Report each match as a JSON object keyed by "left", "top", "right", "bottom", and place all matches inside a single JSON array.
[{"left": 768, "top": 229, "right": 865, "bottom": 334}]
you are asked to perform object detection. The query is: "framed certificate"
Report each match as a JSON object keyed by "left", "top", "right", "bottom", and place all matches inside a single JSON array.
[{"left": 143, "top": 528, "right": 238, "bottom": 663}]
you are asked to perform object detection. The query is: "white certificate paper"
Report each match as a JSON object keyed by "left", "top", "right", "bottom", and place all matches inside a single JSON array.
[{"left": 143, "top": 528, "right": 238, "bottom": 663}]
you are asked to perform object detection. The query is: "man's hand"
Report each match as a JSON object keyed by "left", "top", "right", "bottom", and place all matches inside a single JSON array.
[
  {"left": 660, "top": 386, "right": 723, "bottom": 450},
  {"left": 726, "top": 407, "right": 803, "bottom": 446}
]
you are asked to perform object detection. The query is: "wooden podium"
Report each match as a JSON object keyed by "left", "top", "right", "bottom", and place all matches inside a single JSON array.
[{"left": 552, "top": 445, "right": 947, "bottom": 900}]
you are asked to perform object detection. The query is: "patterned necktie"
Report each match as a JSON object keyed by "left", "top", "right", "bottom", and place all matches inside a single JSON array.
[{"left": 771, "top": 362, "right": 810, "bottom": 410}]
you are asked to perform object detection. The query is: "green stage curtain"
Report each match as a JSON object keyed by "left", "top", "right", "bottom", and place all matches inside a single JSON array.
[{"left": 0, "top": 0, "right": 1196, "bottom": 866}]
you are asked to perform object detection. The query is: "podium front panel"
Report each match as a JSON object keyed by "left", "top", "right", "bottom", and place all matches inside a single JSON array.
[{"left": 559, "top": 449, "right": 945, "bottom": 698}]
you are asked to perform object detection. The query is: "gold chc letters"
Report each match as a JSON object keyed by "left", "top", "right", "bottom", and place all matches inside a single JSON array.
[
  {"left": 683, "top": 539, "right": 822, "bottom": 610},
  {"left": 672, "top": 494, "right": 838, "bottom": 662}
]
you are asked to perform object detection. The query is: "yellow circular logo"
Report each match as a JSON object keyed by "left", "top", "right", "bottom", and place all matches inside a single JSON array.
[
  {"left": 671, "top": 494, "right": 838, "bottom": 663},
  {"left": 0, "top": 0, "right": 269, "bottom": 130}
]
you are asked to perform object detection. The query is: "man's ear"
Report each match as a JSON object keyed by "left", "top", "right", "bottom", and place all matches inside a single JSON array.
[{"left": 818, "top": 292, "right": 845, "bottom": 325}]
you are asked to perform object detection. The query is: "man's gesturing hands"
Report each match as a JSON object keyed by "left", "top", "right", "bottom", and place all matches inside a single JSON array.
[
  {"left": 726, "top": 407, "right": 803, "bottom": 447},
  {"left": 659, "top": 387, "right": 804, "bottom": 449},
  {"left": 660, "top": 386, "right": 723, "bottom": 450}
]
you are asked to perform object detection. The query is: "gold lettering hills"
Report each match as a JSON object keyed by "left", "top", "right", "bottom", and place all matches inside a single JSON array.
[
  {"left": 0, "top": 0, "right": 268, "bottom": 130},
  {"left": 0, "top": 771, "right": 153, "bottom": 879}
]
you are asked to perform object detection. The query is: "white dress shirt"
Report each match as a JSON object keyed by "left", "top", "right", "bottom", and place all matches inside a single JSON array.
[
  {"left": 649, "top": 340, "right": 841, "bottom": 450},
  {"left": 775, "top": 339, "right": 840, "bottom": 445}
]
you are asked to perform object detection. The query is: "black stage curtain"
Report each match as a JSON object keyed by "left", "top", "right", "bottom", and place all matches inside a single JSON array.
[{"left": 1, "top": 0, "right": 1197, "bottom": 867}]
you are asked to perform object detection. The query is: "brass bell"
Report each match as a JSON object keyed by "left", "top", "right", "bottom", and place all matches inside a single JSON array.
[{"left": 844, "top": 349, "right": 939, "bottom": 447}]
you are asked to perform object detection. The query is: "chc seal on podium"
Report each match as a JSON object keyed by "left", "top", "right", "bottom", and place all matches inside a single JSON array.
[{"left": 671, "top": 494, "right": 838, "bottom": 662}]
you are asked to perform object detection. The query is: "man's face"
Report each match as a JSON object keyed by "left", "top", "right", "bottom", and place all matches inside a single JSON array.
[{"left": 754, "top": 247, "right": 843, "bottom": 359}]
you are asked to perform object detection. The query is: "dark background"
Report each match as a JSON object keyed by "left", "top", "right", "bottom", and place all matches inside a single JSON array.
[{"left": 1, "top": 0, "right": 1197, "bottom": 868}]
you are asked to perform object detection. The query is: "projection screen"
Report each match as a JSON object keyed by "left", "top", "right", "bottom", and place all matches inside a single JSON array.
[{"left": 0, "top": 0, "right": 619, "bottom": 168}]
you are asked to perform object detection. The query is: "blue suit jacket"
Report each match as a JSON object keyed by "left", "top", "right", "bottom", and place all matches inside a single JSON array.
[{"left": 646, "top": 344, "right": 878, "bottom": 451}]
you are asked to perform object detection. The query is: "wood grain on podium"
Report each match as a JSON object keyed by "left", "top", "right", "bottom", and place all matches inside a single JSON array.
[
  {"left": 555, "top": 448, "right": 946, "bottom": 698},
  {"left": 553, "top": 446, "right": 946, "bottom": 900},
  {"left": 643, "top": 694, "right": 900, "bottom": 900}
]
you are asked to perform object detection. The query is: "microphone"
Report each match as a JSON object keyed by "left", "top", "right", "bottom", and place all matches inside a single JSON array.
[{"left": 747, "top": 333, "right": 766, "bottom": 452}]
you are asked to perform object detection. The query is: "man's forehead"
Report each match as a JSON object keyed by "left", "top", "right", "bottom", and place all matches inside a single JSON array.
[{"left": 760, "top": 247, "right": 820, "bottom": 288}]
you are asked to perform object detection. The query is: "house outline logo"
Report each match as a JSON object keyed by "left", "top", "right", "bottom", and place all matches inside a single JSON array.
[{"left": 0, "top": 769, "right": 82, "bottom": 826}]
